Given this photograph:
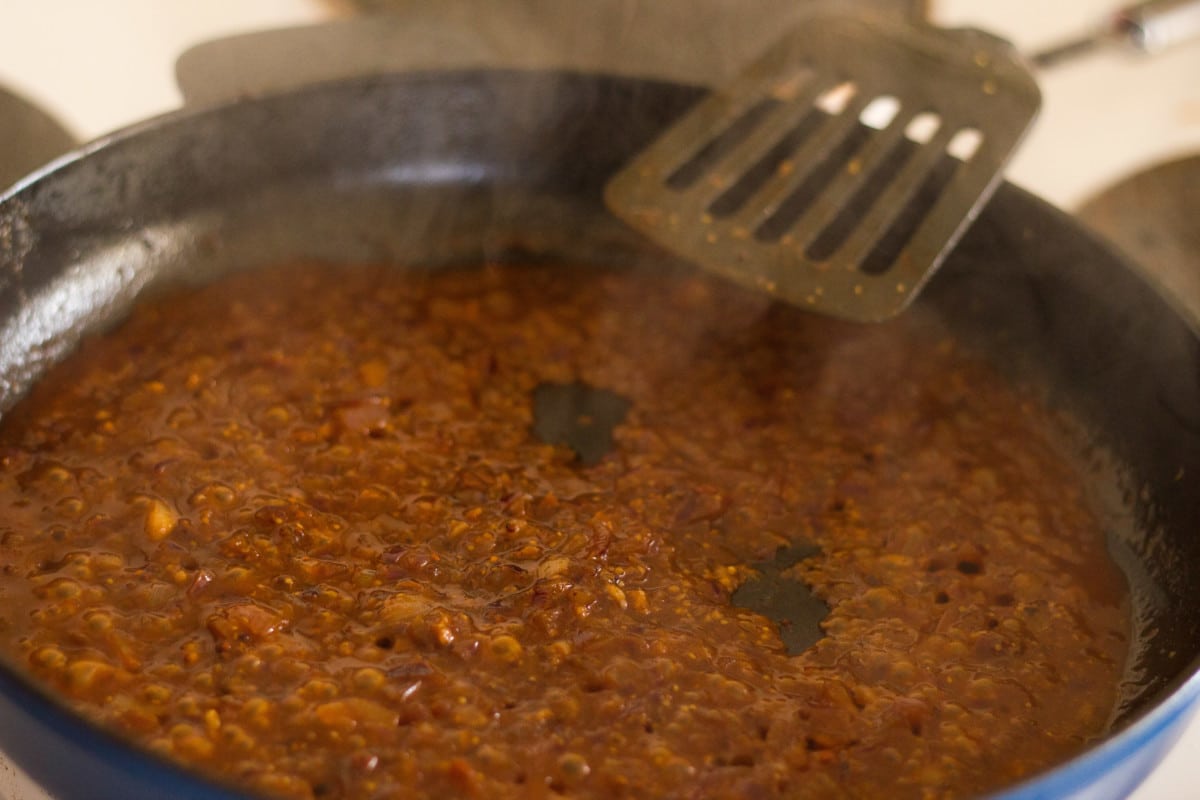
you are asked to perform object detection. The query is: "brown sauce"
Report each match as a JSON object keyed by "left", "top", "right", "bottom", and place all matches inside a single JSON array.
[{"left": 0, "top": 263, "right": 1128, "bottom": 798}]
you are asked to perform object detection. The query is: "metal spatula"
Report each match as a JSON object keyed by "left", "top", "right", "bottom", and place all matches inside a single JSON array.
[{"left": 605, "top": 9, "right": 1040, "bottom": 322}]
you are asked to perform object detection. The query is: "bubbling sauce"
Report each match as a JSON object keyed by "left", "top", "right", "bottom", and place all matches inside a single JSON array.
[{"left": 0, "top": 263, "right": 1127, "bottom": 799}]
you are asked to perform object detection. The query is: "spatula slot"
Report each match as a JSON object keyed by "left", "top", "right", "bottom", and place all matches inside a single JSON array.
[
  {"left": 707, "top": 108, "right": 827, "bottom": 218},
  {"left": 665, "top": 98, "right": 779, "bottom": 191},
  {"left": 814, "top": 81, "right": 859, "bottom": 115},
  {"left": 946, "top": 127, "right": 984, "bottom": 162},
  {"left": 804, "top": 132, "right": 921, "bottom": 261},
  {"left": 859, "top": 95, "right": 901, "bottom": 130},
  {"left": 753, "top": 120, "right": 872, "bottom": 242},
  {"left": 859, "top": 153, "right": 960, "bottom": 275},
  {"left": 904, "top": 111, "right": 943, "bottom": 144}
]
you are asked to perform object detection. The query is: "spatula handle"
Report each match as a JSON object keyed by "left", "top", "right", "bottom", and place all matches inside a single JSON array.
[{"left": 1115, "top": 0, "right": 1200, "bottom": 53}]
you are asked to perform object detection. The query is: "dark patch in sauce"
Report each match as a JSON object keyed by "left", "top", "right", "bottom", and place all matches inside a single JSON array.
[
  {"left": 731, "top": 543, "right": 828, "bottom": 655},
  {"left": 531, "top": 381, "right": 631, "bottom": 466}
]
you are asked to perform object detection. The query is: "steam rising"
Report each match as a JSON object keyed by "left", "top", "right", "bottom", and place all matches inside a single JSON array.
[{"left": 0, "top": 64, "right": 1196, "bottom": 755}]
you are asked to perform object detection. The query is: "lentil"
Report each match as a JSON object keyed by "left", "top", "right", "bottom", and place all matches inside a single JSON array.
[{"left": 0, "top": 263, "right": 1128, "bottom": 799}]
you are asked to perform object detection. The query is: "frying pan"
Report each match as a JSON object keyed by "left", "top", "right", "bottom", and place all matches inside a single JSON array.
[{"left": 0, "top": 70, "right": 1198, "bottom": 800}]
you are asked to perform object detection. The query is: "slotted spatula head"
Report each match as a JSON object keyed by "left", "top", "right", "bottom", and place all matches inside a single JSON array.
[{"left": 605, "top": 10, "right": 1040, "bottom": 322}]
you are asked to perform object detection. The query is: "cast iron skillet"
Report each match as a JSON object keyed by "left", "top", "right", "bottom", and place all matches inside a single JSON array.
[{"left": 0, "top": 71, "right": 1198, "bottom": 800}]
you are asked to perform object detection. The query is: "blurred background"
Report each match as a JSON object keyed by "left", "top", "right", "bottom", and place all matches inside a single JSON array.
[
  {"left": 0, "top": 1, "right": 1197, "bottom": 798},
  {"left": 1, "top": 0, "right": 1198, "bottom": 208}
]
